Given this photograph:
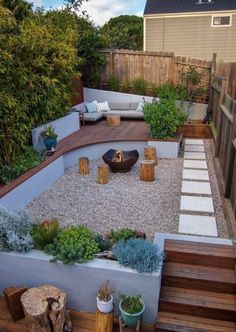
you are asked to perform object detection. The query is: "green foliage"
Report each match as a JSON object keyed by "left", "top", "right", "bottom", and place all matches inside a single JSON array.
[
  {"left": 179, "top": 65, "right": 205, "bottom": 102},
  {"left": 100, "top": 15, "right": 143, "bottom": 50},
  {"left": 133, "top": 78, "right": 147, "bottom": 95},
  {"left": 151, "top": 83, "right": 159, "bottom": 98},
  {"left": 107, "top": 76, "right": 120, "bottom": 91},
  {"left": 0, "top": 147, "right": 44, "bottom": 184},
  {"left": 119, "top": 294, "right": 143, "bottom": 314},
  {"left": 113, "top": 238, "right": 164, "bottom": 273},
  {"left": 153, "top": 83, "right": 188, "bottom": 101},
  {"left": 45, "top": 225, "right": 100, "bottom": 264},
  {"left": 41, "top": 125, "right": 58, "bottom": 139},
  {"left": 96, "top": 235, "right": 112, "bottom": 251},
  {"left": 121, "top": 81, "right": 131, "bottom": 93},
  {"left": 1, "top": 0, "right": 32, "bottom": 21},
  {"left": 0, "top": 205, "right": 33, "bottom": 252},
  {"left": 108, "top": 228, "right": 137, "bottom": 244},
  {"left": 31, "top": 219, "right": 60, "bottom": 250}
]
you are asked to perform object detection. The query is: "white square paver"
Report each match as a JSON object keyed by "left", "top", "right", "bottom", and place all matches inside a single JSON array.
[
  {"left": 184, "top": 152, "right": 206, "bottom": 160},
  {"left": 179, "top": 214, "right": 218, "bottom": 237},
  {"left": 185, "top": 145, "right": 205, "bottom": 152},
  {"left": 183, "top": 160, "right": 208, "bottom": 169},
  {"left": 180, "top": 196, "right": 214, "bottom": 213},
  {"left": 182, "top": 181, "right": 211, "bottom": 195},
  {"left": 185, "top": 139, "right": 204, "bottom": 145},
  {"left": 183, "top": 169, "right": 209, "bottom": 181}
]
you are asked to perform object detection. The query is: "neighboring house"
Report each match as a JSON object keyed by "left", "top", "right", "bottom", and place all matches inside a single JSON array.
[{"left": 143, "top": 0, "right": 236, "bottom": 62}]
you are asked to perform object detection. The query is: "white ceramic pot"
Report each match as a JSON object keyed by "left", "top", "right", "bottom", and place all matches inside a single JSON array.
[{"left": 96, "top": 295, "right": 113, "bottom": 313}]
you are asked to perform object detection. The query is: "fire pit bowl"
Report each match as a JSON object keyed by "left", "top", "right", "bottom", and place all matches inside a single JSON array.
[{"left": 102, "top": 149, "right": 139, "bottom": 172}]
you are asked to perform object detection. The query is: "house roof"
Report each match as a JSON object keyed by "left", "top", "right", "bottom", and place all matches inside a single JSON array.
[{"left": 144, "top": 0, "right": 236, "bottom": 15}]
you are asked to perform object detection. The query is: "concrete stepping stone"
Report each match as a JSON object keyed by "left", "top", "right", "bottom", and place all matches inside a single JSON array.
[
  {"left": 182, "top": 181, "right": 211, "bottom": 195},
  {"left": 180, "top": 196, "right": 214, "bottom": 213},
  {"left": 185, "top": 145, "right": 205, "bottom": 152},
  {"left": 179, "top": 214, "right": 218, "bottom": 237},
  {"left": 183, "top": 169, "right": 209, "bottom": 181},
  {"left": 183, "top": 160, "right": 208, "bottom": 169},
  {"left": 185, "top": 139, "right": 204, "bottom": 145},
  {"left": 184, "top": 152, "right": 206, "bottom": 160}
]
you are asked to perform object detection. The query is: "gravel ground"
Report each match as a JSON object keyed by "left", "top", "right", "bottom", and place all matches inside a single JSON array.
[{"left": 27, "top": 158, "right": 183, "bottom": 239}]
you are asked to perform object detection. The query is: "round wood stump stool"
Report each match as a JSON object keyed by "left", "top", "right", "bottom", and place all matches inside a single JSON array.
[
  {"left": 106, "top": 115, "right": 120, "bottom": 126},
  {"left": 97, "top": 164, "right": 109, "bottom": 184},
  {"left": 21, "top": 285, "right": 72, "bottom": 332},
  {"left": 95, "top": 308, "right": 113, "bottom": 332},
  {"left": 140, "top": 160, "right": 155, "bottom": 182},
  {"left": 144, "top": 146, "right": 158, "bottom": 166},
  {"left": 79, "top": 157, "right": 89, "bottom": 175}
]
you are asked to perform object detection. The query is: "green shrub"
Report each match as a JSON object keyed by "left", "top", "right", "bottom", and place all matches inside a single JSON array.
[
  {"left": 31, "top": 219, "right": 60, "bottom": 250},
  {"left": 108, "top": 228, "right": 137, "bottom": 244},
  {"left": 45, "top": 225, "right": 100, "bottom": 264},
  {"left": 121, "top": 81, "right": 131, "bottom": 93},
  {"left": 96, "top": 234, "right": 112, "bottom": 251},
  {"left": 0, "top": 147, "right": 44, "bottom": 184},
  {"left": 107, "top": 76, "right": 120, "bottom": 91},
  {"left": 133, "top": 78, "right": 147, "bottom": 95},
  {"left": 151, "top": 83, "right": 159, "bottom": 98},
  {"left": 119, "top": 294, "right": 143, "bottom": 314}
]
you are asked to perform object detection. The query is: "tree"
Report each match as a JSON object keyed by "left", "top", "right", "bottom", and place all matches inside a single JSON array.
[
  {"left": 100, "top": 15, "right": 143, "bottom": 50},
  {"left": 0, "top": 0, "right": 32, "bottom": 20}
]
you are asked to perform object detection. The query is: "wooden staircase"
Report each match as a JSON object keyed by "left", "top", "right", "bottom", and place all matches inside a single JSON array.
[{"left": 156, "top": 239, "right": 236, "bottom": 331}]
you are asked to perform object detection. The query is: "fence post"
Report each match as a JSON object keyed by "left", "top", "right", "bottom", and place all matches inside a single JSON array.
[
  {"left": 215, "top": 78, "right": 227, "bottom": 157},
  {"left": 207, "top": 53, "right": 217, "bottom": 114}
]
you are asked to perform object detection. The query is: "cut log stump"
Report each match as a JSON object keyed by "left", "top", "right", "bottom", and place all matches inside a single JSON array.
[
  {"left": 95, "top": 308, "right": 113, "bottom": 332},
  {"left": 4, "top": 286, "right": 27, "bottom": 321},
  {"left": 140, "top": 160, "right": 155, "bottom": 182},
  {"left": 21, "top": 285, "right": 71, "bottom": 332},
  {"left": 79, "top": 157, "right": 89, "bottom": 175},
  {"left": 144, "top": 146, "right": 158, "bottom": 166},
  {"left": 97, "top": 164, "right": 109, "bottom": 184},
  {"left": 106, "top": 115, "right": 120, "bottom": 126}
]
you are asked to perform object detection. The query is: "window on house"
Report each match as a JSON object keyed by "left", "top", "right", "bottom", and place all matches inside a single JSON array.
[{"left": 212, "top": 16, "right": 231, "bottom": 27}]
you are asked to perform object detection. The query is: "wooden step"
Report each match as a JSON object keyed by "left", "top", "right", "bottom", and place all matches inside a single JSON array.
[
  {"left": 159, "top": 286, "right": 236, "bottom": 322},
  {"left": 164, "top": 239, "right": 236, "bottom": 269},
  {"left": 156, "top": 312, "right": 236, "bottom": 332},
  {"left": 162, "top": 262, "right": 236, "bottom": 293}
]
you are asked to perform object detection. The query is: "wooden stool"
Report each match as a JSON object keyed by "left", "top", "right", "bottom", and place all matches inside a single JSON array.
[
  {"left": 140, "top": 160, "right": 155, "bottom": 182},
  {"left": 95, "top": 308, "right": 113, "bottom": 332},
  {"left": 144, "top": 146, "right": 158, "bottom": 166},
  {"left": 97, "top": 164, "right": 109, "bottom": 184},
  {"left": 118, "top": 316, "right": 141, "bottom": 332},
  {"left": 106, "top": 115, "right": 120, "bottom": 126},
  {"left": 21, "top": 285, "right": 72, "bottom": 332},
  {"left": 4, "top": 286, "right": 27, "bottom": 321},
  {"left": 79, "top": 157, "right": 89, "bottom": 175}
]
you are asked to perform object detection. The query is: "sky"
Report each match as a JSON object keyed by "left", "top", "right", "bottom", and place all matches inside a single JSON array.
[{"left": 28, "top": 0, "right": 146, "bottom": 26}]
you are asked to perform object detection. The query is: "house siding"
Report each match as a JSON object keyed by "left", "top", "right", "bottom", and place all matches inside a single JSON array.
[{"left": 145, "top": 14, "right": 236, "bottom": 62}]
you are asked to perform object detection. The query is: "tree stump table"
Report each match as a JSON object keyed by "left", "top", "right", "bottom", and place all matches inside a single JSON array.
[
  {"left": 97, "top": 164, "right": 109, "bottom": 184},
  {"left": 21, "top": 285, "right": 72, "bottom": 332},
  {"left": 106, "top": 115, "right": 120, "bottom": 126},
  {"left": 140, "top": 160, "right": 155, "bottom": 182},
  {"left": 95, "top": 308, "right": 113, "bottom": 332},
  {"left": 144, "top": 146, "right": 158, "bottom": 166},
  {"left": 79, "top": 157, "right": 89, "bottom": 175}
]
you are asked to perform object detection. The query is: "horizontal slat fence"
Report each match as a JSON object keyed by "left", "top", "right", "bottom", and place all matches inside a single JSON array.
[{"left": 100, "top": 49, "right": 212, "bottom": 102}]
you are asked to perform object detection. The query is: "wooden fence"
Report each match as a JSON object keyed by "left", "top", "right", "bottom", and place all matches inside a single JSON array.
[
  {"left": 210, "top": 76, "right": 236, "bottom": 236},
  {"left": 216, "top": 62, "right": 236, "bottom": 99},
  {"left": 100, "top": 49, "right": 212, "bottom": 102}
]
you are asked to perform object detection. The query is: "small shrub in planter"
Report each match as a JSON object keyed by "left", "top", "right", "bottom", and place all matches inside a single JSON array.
[
  {"left": 0, "top": 205, "right": 33, "bottom": 252},
  {"left": 112, "top": 238, "right": 164, "bottom": 273},
  {"left": 31, "top": 219, "right": 60, "bottom": 250},
  {"left": 44, "top": 225, "right": 99, "bottom": 264},
  {"left": 97, "top": 280, "right": 116, "bottom": 313},
  {"left": 41, "top": 125, "right": 58, "bottom": 151},
  {"left": 108, "top": 228, "right": 137, "bottom": 245},
  {"left": 119, "top": 294, "right": 145, "bottom": 327}
]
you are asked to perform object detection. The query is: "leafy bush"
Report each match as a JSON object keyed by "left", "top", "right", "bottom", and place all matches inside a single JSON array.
[
  {"left": 107, "top": 76, "right": 120, "bottom": 91},
  {"left": 179, "top": 65, "right": 205, "bottom": 102},
  {"left": 0, "top": 147, "right": 44, "bottom": 184},
  {"left": 112, "top": 238, "right": 164, "bottom": 273},
  {"left": 96, "top": 235, "right": 112, "bottom": 251},
  {"left": 31, "top": 219, "right": 60, "bottom": 250},
  {"left": 108, "top": 228, "right": 137, "bottom": 244},
  {"left": 45, "top": 225, "right": 100, "bottom": 264},
  {"left": 121, "top": 81, "right": 131, "bottom": 93},
  {"left": 0, "top": 205, "right": 33, "bottom": 252},
  {"left": 133, "top": 78, "right": 147, "bottom": 95},
  {"left": 119, "top": 294, "right": 143, "bottom": 314},
  {"left": 143, "top": 97, "right": 187, "bottom": 139}
]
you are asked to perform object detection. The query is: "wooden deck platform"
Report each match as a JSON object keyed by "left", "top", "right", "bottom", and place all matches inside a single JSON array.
[
  {"left": 0, "top": 120, "right": 151, "bottom": 198},
  {"left": 0, "top": 296, "right": 154, "bottom": 332}
]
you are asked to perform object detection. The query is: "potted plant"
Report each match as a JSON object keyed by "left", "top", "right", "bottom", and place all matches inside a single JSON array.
[
  {"left": 119, "top": 294, "right": 145, "bottom": 327},
  {"left": 41, "top": 125, "right": 58, "bottom": 150},
  {"left": 96, "top": 280, "right": 115, "bottom": 313}
]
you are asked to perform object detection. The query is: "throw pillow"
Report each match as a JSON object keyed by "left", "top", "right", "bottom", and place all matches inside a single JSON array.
[
  {"left": 96, "top": 101, "right": 110, "bottom": 112},
  {"left": 85, "top": 101, "right": 97, "bottom": 113},
  {"left": 136, "top": 101, "right": 145, "bottom": 112}
]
